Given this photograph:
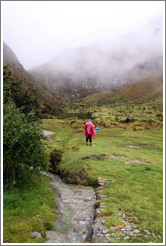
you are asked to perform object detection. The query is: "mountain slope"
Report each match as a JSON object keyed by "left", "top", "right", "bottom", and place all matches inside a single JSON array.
[
  {"left": 78, "top": 73, "right": 163, "bottom": 105},
  {"left": 3, "top": 43, "right": 70, "bottom": 117}
]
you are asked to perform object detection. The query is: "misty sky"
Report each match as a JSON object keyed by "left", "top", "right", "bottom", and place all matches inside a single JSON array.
[{"left": 2, "top": 1, "right": 164, "bottom": 70}]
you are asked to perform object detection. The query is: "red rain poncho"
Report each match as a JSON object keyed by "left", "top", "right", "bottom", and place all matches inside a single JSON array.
[{"left": 83, "top": 122, "right": 96, "bottom": 139}]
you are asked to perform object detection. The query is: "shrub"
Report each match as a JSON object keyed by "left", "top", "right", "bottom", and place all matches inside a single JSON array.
[{"left": 3, "top": 101, "right": 47, "bottom": 188}]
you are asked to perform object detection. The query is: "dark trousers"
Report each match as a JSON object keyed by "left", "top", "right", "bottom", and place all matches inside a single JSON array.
[{"left": 86, "top": 134, "right": 92, "bottom": 143}]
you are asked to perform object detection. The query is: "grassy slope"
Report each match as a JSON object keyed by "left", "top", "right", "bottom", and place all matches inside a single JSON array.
[
  {"left": 73, "top": 73, "right": 163, "bottom": 123},
  {"left": 42, "top": 119, "right": 163, "bottom": 243}
]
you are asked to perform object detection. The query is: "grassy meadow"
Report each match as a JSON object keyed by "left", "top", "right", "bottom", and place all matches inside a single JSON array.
[{"left": 42, "top": 118, "right": 163, "bottom": 243}]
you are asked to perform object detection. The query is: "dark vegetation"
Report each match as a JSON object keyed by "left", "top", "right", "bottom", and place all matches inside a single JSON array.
[{"left": 3, "top": 68, "right": 47, "bottom": 188}]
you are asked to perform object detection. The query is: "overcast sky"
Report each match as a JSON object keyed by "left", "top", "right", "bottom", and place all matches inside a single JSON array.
[{"left": 2, "top": 1, "right": 164, "bottom": 70}]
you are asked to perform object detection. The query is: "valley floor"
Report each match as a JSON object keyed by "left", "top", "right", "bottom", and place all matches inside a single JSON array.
[
  {"left": 42, "top": 119, "right": 163, "bottom": 243},
  {"left": 3, "top": 118, "right": 163, "bottom": 243}
]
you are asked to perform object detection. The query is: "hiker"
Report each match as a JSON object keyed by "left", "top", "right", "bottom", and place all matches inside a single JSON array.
[{"left": 83, "top": 119, "right": 96, "bottom": 146}]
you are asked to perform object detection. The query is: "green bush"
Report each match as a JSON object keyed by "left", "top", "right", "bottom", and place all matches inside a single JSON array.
[{"left": 3, "top": 101, "right": 47, "bottom": 188}]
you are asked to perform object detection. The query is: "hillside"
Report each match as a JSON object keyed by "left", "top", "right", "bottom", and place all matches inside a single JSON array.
[
  {"left": 3, "top": 43, "right": 70, "bottom": 117},
  {"left": 77, "top": 73, "right": 163, "bottom": 105},
  {"left": 73, "top": 73, "right": 163, "bottom": 124}
]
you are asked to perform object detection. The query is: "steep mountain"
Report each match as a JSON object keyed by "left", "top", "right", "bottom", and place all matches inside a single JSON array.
[{"left": 3, "top": 43, "right": 70, "bottom": 117}]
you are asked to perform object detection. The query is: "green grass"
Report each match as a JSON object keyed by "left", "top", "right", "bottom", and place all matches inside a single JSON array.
[
  {"left": 3, "top": 174, "right": 56, "bottom": 243},
  {"left": 42, "top": 118, "right": 163, "bottom": 243}
]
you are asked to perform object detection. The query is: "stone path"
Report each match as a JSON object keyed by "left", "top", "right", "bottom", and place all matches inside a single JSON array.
[{"left": 42, "top": 172, "right": 96, "bottom": 243}]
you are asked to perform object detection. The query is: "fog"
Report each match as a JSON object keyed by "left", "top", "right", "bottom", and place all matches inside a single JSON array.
[
  {"left": 28, "top": 11, "right": 163, "bottom": 91},
  {"left": 3, "top": 1, "right": 164, "bottom": 74}
]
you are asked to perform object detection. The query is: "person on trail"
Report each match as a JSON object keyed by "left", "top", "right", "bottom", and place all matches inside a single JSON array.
[{"left": 83, "top": 119, "right": 96, "bottom": 146}]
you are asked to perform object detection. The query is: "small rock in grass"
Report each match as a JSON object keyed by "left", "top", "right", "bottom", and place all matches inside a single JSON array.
[
  {"left": 38, "top": 219, "right": 44, "bottom": 225},
  {"left": 117, "top": 211, "right": 123, "bottom": 216},
  {"left": 98, "top": 195, "right": 107, "bottom": 199},
  {"left": 124, "top": 236, "right": 130, "bottom": 240},
  {"left": 31, "top": 231, "right": 42, "bottom": 238},
  {"left": 133, "top": 229, "right": 140, "bottom": 234},
  {"left": 96, "top": 187, "right": 102, "bottom": 190},
  {"left": 143, "top": 229, "right": 151, "bottom": 235},
  {"left": 103, "top": 229, "right": 108, "bottom": 234},
  {"left": 125, "top": 226, "right": 131, "bottom": 231}
]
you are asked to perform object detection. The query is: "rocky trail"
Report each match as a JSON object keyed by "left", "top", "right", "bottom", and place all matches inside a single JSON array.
[{"left": 42, "top": 172, "right": 96, "bottom": 243}]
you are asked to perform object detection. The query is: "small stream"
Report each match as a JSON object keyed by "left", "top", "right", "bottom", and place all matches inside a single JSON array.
[{"left": 42, "top": 172, "right": 97, "bottom": 243}]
